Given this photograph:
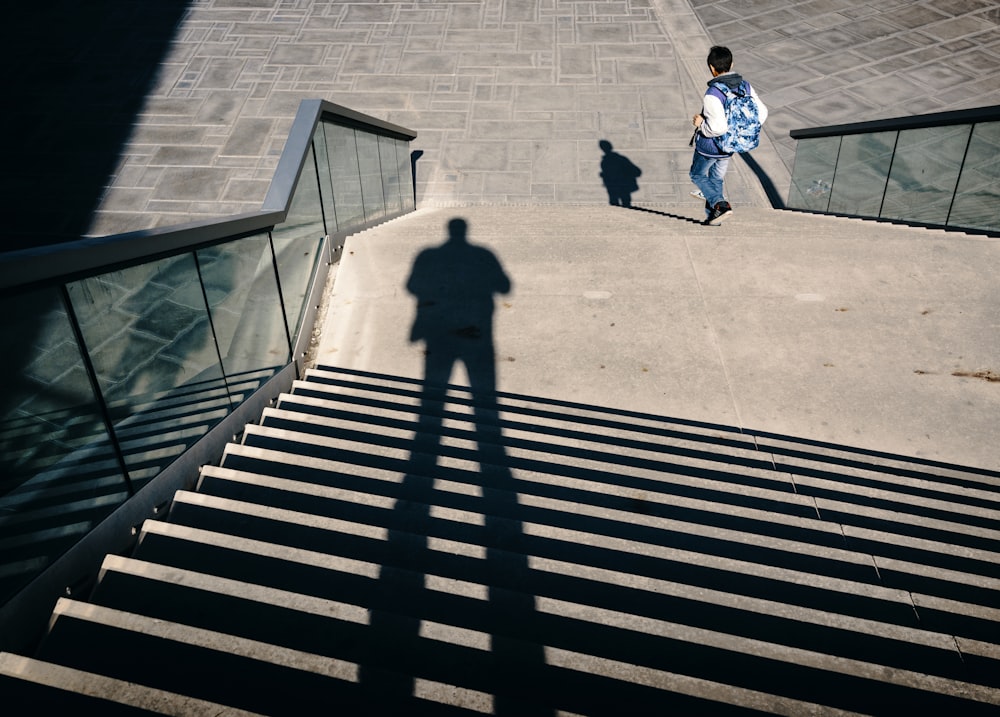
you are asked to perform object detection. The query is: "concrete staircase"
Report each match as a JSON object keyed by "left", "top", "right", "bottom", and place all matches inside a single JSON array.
[{"left": 2, "top": 363, "right": 999, "bottom": 714}]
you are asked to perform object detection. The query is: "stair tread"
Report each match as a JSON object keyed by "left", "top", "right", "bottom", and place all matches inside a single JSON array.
[
  {"left": 276, "top": 381, "right": 1000, "bottom": 516},
  {"left": 38, "top": 593, "right": 804, "bottom": 715},
  {"left": 199, "top": 463, "right": 867, "bottom": 569},
  {"left": 0, "top": 652, "right": 264, "bottom": 716},
  {"left": 236, "top": 422, "right": 819, "bottom": 521},
  {"left": 156, "top": 491, "right": 1000, "bottom": 657},
  {"left": 197, "top": 463, "right": 1000, "bottom": 606},
  {"left": 93, "top": 545, "right": 1000, "bottom": 711},
  {"left": 234, "top": 421, "right": 1000, "bottom": 562}
]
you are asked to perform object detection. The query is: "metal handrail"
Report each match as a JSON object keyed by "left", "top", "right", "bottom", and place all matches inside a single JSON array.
[
  {"left": 785, "top": 104, "right": 999, "bottom": 235},
  {"left": 789, "top": 104, "right": 1000, "bottom": 140},
  {"left": 0, "top": 100, "right": 417, "bottom": 296},
  {"left": 0, "top": 100, "right": 418, "bottom": 652}
]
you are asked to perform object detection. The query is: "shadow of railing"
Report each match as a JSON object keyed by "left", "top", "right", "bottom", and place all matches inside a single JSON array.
[
  {"left": 142, "top": 363, "right": 1000, "bottom": 714},
  {"left": 627, "top": 206, "right": 705, "bottom": 224},
  {"left": 0, "top": 368, "right": 277, "bottom": 602}
]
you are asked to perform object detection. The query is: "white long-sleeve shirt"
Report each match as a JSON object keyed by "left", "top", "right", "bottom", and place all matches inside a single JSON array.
[{"left": 699, "top": 72, "right": 768, "bottom": 139}]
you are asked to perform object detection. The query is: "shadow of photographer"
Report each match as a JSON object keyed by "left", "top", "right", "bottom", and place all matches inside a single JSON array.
[{"left": 361, "top": 217, "right": 552, "bottom": 714}]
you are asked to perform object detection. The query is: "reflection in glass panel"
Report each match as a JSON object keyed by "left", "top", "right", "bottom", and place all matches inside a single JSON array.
[
  {"left": 357, "top": 131, "right": 386, "bottom": 222},
  {"left": 271, "top": 142, "right": 324, "bottom": 346},
  {"left": 828, "top": 131, "right": 895, "bottom": 217},
  {"left": 787, "top": 136, "right": 840, "bottom": 211},
  {"left": 397, "top": 138, "right": 415, "bottom": 211},
  {"left": 948, "top": 122, "right": 1000, "bottom": 232},
  {"left": 67, "top": 254, "right": 226, "bottom": 488},
  {"left": 881, "top": 125, "right": 970, "bottom": 226},
  {"left": 197, "top": 235, "right": 290, "bottom": 401},
  {"left": 325, "top": 123, "right": 365, "bottom": 230},
  {"left": 379, "top": 135, "right": 402, "bottom": 215},
  {"left": 0, "top": 119, "right": 416, "bottom": 608},
  {"left": 0, "top": 288, "right": 127, "bottom": 604}
]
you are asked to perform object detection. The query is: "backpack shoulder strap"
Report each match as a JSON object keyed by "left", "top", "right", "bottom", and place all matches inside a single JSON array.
[
  {"left": 708, "top": 82, "right": 730, "bottom": 101},
  {"left": 711, "top": 81, "right": 753, "bottom": 99}
]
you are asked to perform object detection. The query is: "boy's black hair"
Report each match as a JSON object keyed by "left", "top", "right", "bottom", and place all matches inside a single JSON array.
[{"left": 707, "top": 46, "right": 733, "bottom": 73}]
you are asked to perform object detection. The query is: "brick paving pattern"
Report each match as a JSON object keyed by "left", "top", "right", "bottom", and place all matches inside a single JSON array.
[{"left": 6, "top": 1, "right": 998, "bottom": 240}]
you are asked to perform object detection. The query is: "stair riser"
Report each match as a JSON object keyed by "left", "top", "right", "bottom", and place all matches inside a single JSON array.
[
  {"left": 156, "top": 496, "right": 1000, "bottom": 660},
  {"left": 95, "top": 543, "right": 998, "bottom": 711}
]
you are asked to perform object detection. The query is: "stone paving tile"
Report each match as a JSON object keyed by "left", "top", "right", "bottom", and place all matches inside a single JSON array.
[
  {"left": 79, "top": 0, "right": 709, "bottom": 234},
  {"left": 700, "top": 0, "right": 1000, "bottom": 168},
  {"left": 8, "top": 0, "right": 994, "bottom": 239}
]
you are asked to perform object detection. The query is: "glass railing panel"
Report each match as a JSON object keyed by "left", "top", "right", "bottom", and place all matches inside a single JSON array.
[
  {"left": 66, "top": 253, "right": 227, "bottom": 489},
  {"left": 324, "top": 123, "right": 365, "bottom": 230},
  {"left": 879, "top": 125, "right": 971, "bottom": 226},
  {"left": 947, "top": 121, "right": 1000, "bottom": 233},
  {"left": 379, "top": 134, "right": 402, "bottom": 215},
  {"left": 0, "top": 288, "right": 126, "bottom": 605},
  {"left": 313, "top": 123, "right": 338, "bottom": 234},
  {"left": 397, "top": 137, "right": 415, "bottom": 211},
  {"left": 827, "top": 131, "right": 895, "bottom": 217},
  {"left": 357, "top": 130, "right": 387, "bottom": 222},
  {"left": 270, "top": 142, "right": 325, "bottom": 346},
  {"left": 787, "top": 135, "right": 840, "bottom": 212},
  {"left": 196, "top": 234, "right": 289, "bottom": 398}
]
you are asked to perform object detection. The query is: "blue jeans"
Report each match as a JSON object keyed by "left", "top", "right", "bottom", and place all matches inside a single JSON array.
[{"left": 689, "top": 152, "right": 730, "bottom": 210}]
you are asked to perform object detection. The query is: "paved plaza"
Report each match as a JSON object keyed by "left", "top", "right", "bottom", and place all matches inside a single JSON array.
[{"left": 5, "top": 0, "right": 1000, "bottom": 244}]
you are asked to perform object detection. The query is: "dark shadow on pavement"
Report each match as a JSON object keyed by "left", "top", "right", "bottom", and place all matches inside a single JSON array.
[
  {"left": 598, "top": 140, "right": 642, "bottom": 208},
  {"left": 410, "top": 150, "right": 424, "bottom": 206},
  {"left": 628, "top": 205, "right": 705, "bottom": 225},
  {"left": 2, "top": 1, "right": 191, "bottom": 252},
  {"left": 740, "top": 152, "right": 787, "bottom": 209}
]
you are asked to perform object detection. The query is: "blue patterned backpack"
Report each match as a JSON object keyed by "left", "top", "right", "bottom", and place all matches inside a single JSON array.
[{"left": 709, "top": 80, "right": 761, "bottom": 154}]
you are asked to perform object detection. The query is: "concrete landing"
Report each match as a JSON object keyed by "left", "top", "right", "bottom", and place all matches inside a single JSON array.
[{"left": 316, "top": 204, "right": 1000, "bottom": 472}]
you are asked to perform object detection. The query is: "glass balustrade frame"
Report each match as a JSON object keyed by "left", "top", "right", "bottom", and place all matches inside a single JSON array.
[
  {"left": 0, "top": 100, "right": 417, "bottom": 652},
  {"left": 786, "top": 105, "right": 1000, "bottom": 236}
]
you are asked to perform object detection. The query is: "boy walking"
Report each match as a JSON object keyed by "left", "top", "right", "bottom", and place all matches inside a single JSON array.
[{"left": 690, "top": 46, "right": 768, "bottom": 226}]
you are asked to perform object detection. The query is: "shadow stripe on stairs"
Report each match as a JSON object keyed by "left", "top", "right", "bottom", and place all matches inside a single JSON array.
[
  {"left": 79, "top": 555, "right": 815, "bottom": 716},
  {"left": 197, "top": 461, "right": 1000, "bottom": 614},
  {"left": 259, "top": 400, "right": 1000, "bottom": 535},
  {"left": 111, "top": 517, "right": 1000, "bottom": 711},
  {"left": 0, "top": 653, "right": 265, "bottom": 716},
  {"left": 152, "top": 492, "right": 1000, "bottom": 676},
  {"left": 235, "top": 422, "right": 1000, "bottom": 575}
]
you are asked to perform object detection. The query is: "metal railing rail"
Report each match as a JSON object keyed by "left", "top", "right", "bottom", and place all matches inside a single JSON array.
[
  {"left": 788, "top": 104, "right": 1000, "bottom": 140},
  {"left": 0, "top": 100, "right": 417, "bottom": 652},
  {"left": 786, "top": 105, "right": 1000, "bottom": 235},
  {"left": 0, "top": 100, "right": 416, "bottom": 295}
]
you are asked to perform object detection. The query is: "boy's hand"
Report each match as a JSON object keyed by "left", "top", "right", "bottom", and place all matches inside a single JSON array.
[{"left": 692, "top": 114, "right": 704, "bottom": 128}]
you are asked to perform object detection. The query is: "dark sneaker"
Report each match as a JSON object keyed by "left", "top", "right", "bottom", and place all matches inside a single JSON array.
[{"left": 704, "top": 201, "right": 733, "bottom": 226}]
